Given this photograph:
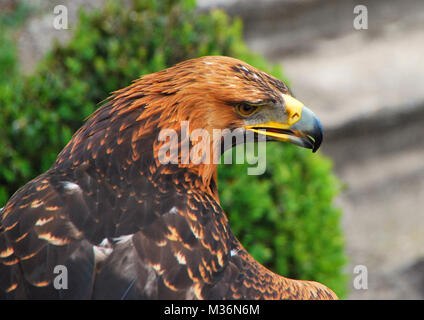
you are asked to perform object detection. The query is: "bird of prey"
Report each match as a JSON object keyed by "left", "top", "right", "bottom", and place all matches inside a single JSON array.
[{"left": 0, "top": 56, "right": 337, "bottom": 300}]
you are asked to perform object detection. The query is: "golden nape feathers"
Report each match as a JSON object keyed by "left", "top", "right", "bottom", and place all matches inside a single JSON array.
[{"left": 0, "top": 56, "right": 336, "bottom": 300}]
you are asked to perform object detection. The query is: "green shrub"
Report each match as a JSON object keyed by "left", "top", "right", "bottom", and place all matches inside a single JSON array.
[
  {"left": 219, "top": 144, "right": 347, "bottom": 296},
  {"left": 0, "top": 0, "right": 347, "bottom": 297},
  {"left": 0, "top": 0, "right": 33, "bottom": 82}
]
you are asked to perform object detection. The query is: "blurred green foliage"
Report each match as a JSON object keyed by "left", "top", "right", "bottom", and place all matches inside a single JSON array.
[
  {"left": 0, "top": 0, "right": 347, "bottom": 297},
  {"left": 0, "top": 0, "right": 32, "bottom": 83},
  {"left": 219, "top": 144, "right": 347, "bottom": 296}
]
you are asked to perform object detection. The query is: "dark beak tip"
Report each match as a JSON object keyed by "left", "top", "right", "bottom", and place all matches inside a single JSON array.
[
  {"left": 290, "top": 106, "right": 323, "bottom": 153},
  {"left": 312, "top": 117, "right": 323, "bottom": 153}
]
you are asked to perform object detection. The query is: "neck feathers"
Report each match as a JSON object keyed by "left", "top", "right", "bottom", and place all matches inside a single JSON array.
[{"left": 55, "top": 75, "right": 220, "bottom": 200}]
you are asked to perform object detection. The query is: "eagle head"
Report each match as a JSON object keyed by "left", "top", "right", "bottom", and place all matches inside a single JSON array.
[
  {"left": 142, "top": 56, "right": 323, "bottom": 153},
  {"left": 59, "top": 56, "right": 323, "bottom": 194}
]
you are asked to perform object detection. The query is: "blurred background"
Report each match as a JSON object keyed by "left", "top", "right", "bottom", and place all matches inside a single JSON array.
[{"left": 0, "top": 0, "right": 423, "bottom": 299}]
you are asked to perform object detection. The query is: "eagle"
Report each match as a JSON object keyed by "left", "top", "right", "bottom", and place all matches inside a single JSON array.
[{"left": 0, "top": 56, "right": 337, "bottom": 300}]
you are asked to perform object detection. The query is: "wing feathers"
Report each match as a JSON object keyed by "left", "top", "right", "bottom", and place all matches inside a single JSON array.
[{"left": 0, "top": 147, "right": 336, "bottom": 300}]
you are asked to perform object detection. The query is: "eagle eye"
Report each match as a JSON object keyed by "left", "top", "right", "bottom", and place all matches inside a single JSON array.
[{"left": 236, "top": 103, "right": 260, "bottom": 117}]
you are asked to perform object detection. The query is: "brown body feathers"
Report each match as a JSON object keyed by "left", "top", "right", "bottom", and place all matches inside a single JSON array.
[{"left": 0, "top": 56, "right": 337, "bottom": 300}]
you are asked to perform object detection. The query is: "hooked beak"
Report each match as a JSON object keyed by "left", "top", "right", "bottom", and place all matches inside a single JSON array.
[{"left": 245, "top": 94, "right": 323, "bottom": 152}]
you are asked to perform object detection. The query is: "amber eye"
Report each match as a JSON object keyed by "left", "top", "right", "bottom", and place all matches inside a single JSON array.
[{"left": 236, "top": 104, "right": 259, "bottom": 117}]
